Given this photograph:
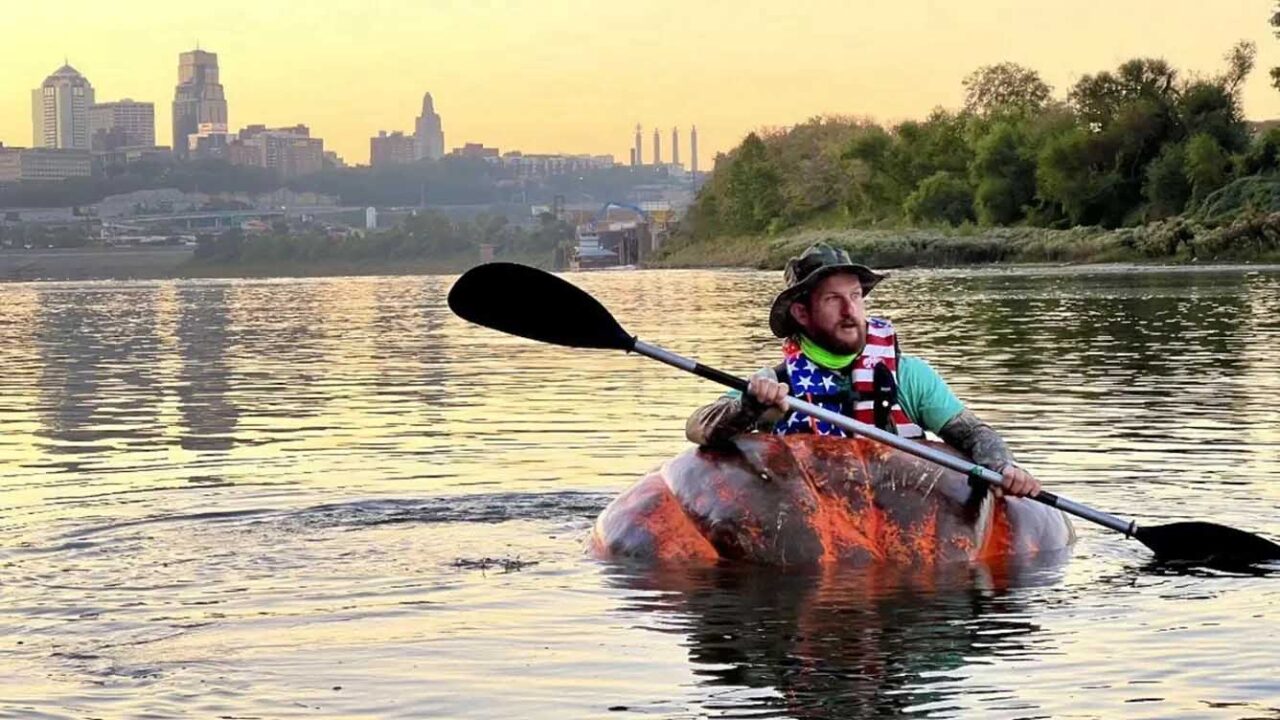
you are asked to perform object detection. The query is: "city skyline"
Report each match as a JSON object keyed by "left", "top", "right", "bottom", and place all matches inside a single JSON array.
[{"left": 2, "top": 1, "right": 1279, "bottom": 168}]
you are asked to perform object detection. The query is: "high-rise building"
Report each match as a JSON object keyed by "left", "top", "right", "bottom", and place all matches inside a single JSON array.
[
  {"left": 89, "top": 99, "right": 155, "bottom": 151},
  {"left": 229, "top": 124, "right": 323, "bottom": 178},
  {"left": 633, "top": 124, "right": 642, "bottom": 167},
  {"left": 672, "top": 127, "right": 680, "bottom": 167},
  {"left": 690, "top": 125, "right": 699, "bottom": 175},
  {"left": 653, "top": 128, "right": 661, "bottom": 165},
  {"left": 371, "top": 130, "right": 417, "bottom": 167},
  {"left": 172, "top": 49, "right": 228, "bottom": 159},
  {"left": 414, "top": 93, "right": 444, "bottom": 160},
  {"left": 32, "top": 64, "right": 95, "bottom": 150}
]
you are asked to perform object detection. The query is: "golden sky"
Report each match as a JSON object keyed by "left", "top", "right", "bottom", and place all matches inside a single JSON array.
[{"left": 2, "top": 0, "right": 1279, "bottom": 167}]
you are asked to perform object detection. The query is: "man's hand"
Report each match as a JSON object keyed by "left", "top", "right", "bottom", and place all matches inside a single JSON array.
[
  {"left": 999, "top": 463, "right": 1041, "bottom": 498},
  {"left": 747, "top": 370, "right": 790, "bottom": 412}
]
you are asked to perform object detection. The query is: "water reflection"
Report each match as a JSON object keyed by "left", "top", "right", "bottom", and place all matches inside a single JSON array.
[
  {"left": 175, "top": 285, "right": 239, "bottom": 451},
  {"left": 606, "top": 552, "right": 1069, "bottom": 718}
]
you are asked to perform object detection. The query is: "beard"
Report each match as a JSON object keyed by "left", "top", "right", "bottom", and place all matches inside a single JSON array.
[{"left": 804, "top": 320, "right": 865, "bottom": 356}]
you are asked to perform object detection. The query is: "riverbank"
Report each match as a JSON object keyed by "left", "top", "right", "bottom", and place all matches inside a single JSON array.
[
  {"left": 651, "top": 213, "right": 1280, "bottom": 270},
  {"left": 0, "top": 247, "right": 550, "bottom": 282}
]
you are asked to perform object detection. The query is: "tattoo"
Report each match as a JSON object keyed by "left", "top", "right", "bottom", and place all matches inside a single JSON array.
[{"left": 937, "top": 409, "right": 1015, "bottom": 472}]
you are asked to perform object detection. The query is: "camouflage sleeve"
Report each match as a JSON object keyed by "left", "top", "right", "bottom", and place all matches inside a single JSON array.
[
  {"left": 685, "top": 369, "right": 787, "bottom": 446},
  {"left": 936, "top": 409, "right": 1015, "bottom": 472}
]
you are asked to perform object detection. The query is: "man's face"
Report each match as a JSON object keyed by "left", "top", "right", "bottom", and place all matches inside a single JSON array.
[{"left": 788, "top": 273, "right": 867, "bottom": 354}]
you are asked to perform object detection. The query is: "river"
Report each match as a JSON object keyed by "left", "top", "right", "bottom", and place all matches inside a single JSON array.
[{"left": 1, "top": 266, "right": 1277, "bottom": 718}]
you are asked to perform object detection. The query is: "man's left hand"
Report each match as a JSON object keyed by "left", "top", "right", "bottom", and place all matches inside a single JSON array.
[{"left": 999, "top": 464, "right": 1041, "bottom": 498}]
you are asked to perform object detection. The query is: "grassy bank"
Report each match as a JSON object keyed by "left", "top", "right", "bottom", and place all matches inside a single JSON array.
[{"left": 652, "top": 212, "right": 1280, "bottom": 270}]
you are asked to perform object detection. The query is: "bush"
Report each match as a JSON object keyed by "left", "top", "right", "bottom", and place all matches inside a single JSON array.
[{"left": 902, "top": 172, "right": 975, "bottom": 226}]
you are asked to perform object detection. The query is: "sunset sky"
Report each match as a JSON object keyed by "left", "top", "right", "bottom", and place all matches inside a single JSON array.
[{"left": 3, "top": 0, "right": 1279, "bottom": 167}]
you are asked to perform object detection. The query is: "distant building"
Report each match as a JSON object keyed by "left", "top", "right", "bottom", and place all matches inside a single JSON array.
[
  {"left": 653, "top": 128, "right": 661, "bottom": 165},
  {"left": 93, "top": 145, "right": 173, "bottom": 169},
  {"left": 671, "top": 126, "right": 680, "bottom": 167},
  {"left": 323, "top": 150, "right": 345, "bottom": 168},
  {"left": 0, "top": 147, "right": 93, "bottom": 182},
  {"left": 450, "top": 142, "right": 500, "bottom": 160},
  {"left": 32, "top": 64, "right": 95, "bottom": 150},
  {"left": 414, "top": 92, "right": 444, "bottom": 160},
  {"left": 172, "top": 49, "right": 228, "bottom": 159},
  {"left": 89, "top": 99, "right": 155, "bottom": 151},
  {"left": 633, "top": 124, "right": 642, "bottom": 167},
  {"left": 370, "top": 130, "right": 417, "bottom": 167},
  {"left": 500, "top": 152, "right": 614, "bottom": 177},
  {"left": 188, "top": 122, "right": 232, "bottom": 159},
  {"left": 229, "top": 124, "right": 324, "bottom": 178}
]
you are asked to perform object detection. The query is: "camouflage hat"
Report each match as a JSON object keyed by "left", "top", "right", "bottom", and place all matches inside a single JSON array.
[{"left": 768, "top": 242, "right": 886, "bottom": 338}]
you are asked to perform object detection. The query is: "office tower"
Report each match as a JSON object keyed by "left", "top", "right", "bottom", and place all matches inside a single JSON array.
[
  {"left": 172, "top": 49, "right": 228, "bottom": 159},
  {"left": 415, "top": 93, "right": 444, "bottom": 160},
  {"left": 32, "top": 63, "right": 94, "bottom": 149}
]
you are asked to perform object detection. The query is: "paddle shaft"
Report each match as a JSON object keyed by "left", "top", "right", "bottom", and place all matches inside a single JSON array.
[{"left": 633, "top": 339, "right": 1139, "bottom": 538}]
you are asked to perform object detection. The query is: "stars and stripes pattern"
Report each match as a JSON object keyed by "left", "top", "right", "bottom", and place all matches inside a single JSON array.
[{"left": 773, "top": 317, "right": 925, "bottom": 439}]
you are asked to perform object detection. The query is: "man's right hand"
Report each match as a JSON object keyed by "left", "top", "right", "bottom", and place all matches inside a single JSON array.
[{"left": 747, "top": 370, "right": 790, "bottom": 412}]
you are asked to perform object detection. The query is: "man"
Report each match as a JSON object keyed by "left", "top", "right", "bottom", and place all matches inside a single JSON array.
[{"left": 686, "top": 242, "right": 1040, "bottom": 498}]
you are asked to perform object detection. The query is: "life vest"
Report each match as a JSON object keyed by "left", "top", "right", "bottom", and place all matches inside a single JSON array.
[{"left": 772, "top": 318, "right": 925, "bottom": 439}]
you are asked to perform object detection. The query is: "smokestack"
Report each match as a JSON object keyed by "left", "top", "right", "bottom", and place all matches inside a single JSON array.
[
  {"left": 672, "top": 126, "right": 680, "bottom": 166},
  {"left": 629, "top": 147, "right": 636, "bottom": 166},
  {"left": 690, "top": 125, "right": 699, "bottom": 175},
  {"left": 653, "top": 128, "right": 661, "bottom": 165},
  {"left": 634, "top": 124, "right": 642, "bottom": 167}
]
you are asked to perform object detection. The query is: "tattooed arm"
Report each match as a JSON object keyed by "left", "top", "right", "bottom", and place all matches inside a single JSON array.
[{"left": 937, "top": 409, "right": 1016, "bottom": 471}]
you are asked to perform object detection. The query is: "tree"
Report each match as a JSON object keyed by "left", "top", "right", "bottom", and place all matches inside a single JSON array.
[
  {"left": 1036, "top": 128, "right": 1122, "bottom": 226},
  {"left": 722, "top": 132, "right": 783, "bottom": 233},
  {"left": 1218, "top": 40, "right": 1256, "bottom": 95},
  {"left": 1143, "top": 143, "right": 1191, "bottom": 218},
  {"left": 1185, "top": 133, "right": 1231, "bottom": 203},
  {"left": 1271, "top": 3, "right": 1280, "bottom": 92},
  {"left": 1068, "top": 58, "right": 1178, "bottom": 130},
  {"left": 962, "top": 62, "right": 1053, "bottom": 116},
  {"left": 970, "top": 122, "right": 1036, "bottom": 224},
  {"left": 902, "top": 171, "right": 974, "bottom": 226}
]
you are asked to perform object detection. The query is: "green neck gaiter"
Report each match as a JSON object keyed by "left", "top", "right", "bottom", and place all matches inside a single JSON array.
[{"left": 798, "top": 335, "right": 856, "bottom": 371}]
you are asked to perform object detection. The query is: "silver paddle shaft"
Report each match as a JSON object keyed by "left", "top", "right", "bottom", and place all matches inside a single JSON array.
[{"left": 633, "top": 340, "right": 1138, "bottom": 537}]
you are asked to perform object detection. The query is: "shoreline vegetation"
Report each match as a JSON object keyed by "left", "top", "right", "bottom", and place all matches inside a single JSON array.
[{"left": 657, "top": 39, "right": 1280, "bottom": 270}]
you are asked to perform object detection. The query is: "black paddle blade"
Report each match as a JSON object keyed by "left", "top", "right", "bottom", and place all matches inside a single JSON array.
[
  {"left": 447, "top": 263, "right": 635, "bottom": 351},
  {"left": 1135, "top": 522, "right": 1280, "bottom": 566}
]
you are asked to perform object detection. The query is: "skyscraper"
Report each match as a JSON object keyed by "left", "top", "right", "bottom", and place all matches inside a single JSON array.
[
  {"left": 690, "top": 125, "right": 699, "bottom": 175},
  {"left": 415, "top": 93, "right": 444, "bottom": 160},
  {"left": 172, "top": 50, "right": 228, "bottom": 159},
  {"left": 32, "top": 64, "right": 95, "bottom": 149},
  {"left": 89, "top": 100, "right": 155, "bottom": 150},
  {"left": 672, "top": 126, "right": 680, "bottom": 166}
]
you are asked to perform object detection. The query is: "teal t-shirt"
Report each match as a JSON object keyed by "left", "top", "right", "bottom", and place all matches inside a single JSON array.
[{"left": 726, "top": 353, "right": 965, "bottom": 434}]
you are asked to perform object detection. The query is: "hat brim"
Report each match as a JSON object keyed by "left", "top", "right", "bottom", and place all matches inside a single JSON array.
[{"left": 768, "top": 264, "right": 886, "bottom": 338}]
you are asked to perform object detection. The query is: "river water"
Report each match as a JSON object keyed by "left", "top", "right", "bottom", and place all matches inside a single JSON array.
[{"left": 1, "top": 266, "right": 1277, "bottom": 719}]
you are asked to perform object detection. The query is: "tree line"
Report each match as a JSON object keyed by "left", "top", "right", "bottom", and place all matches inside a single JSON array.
[{"left": 682, "top": 42, "right": 1280, "bottom": 238}]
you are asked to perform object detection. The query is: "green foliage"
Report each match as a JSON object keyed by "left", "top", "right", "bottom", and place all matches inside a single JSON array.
[
  {"left": 962, "top": 63, "right": 1053, "bottom": 117},
  {"left": 1194, "top": 175, "right": 1280, "bottom": 223},
  {"left": 970, "top": 122, "right": 1036, "bottom": 224},
  {"left": 1239, "top": 128, "right": 1280, "bottom": 175},
  {"left": 1143, "top": 143, "right": 1191, "bottom": 219},
  {"left": 1185, "top": 133, "right": 1231, "bottom": 203},
  {"left": 902, "top": 172, "right": 974, "bottom": 226},
  {"left": 722, "top": 133, "right": 784, "bottom": 233}
]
